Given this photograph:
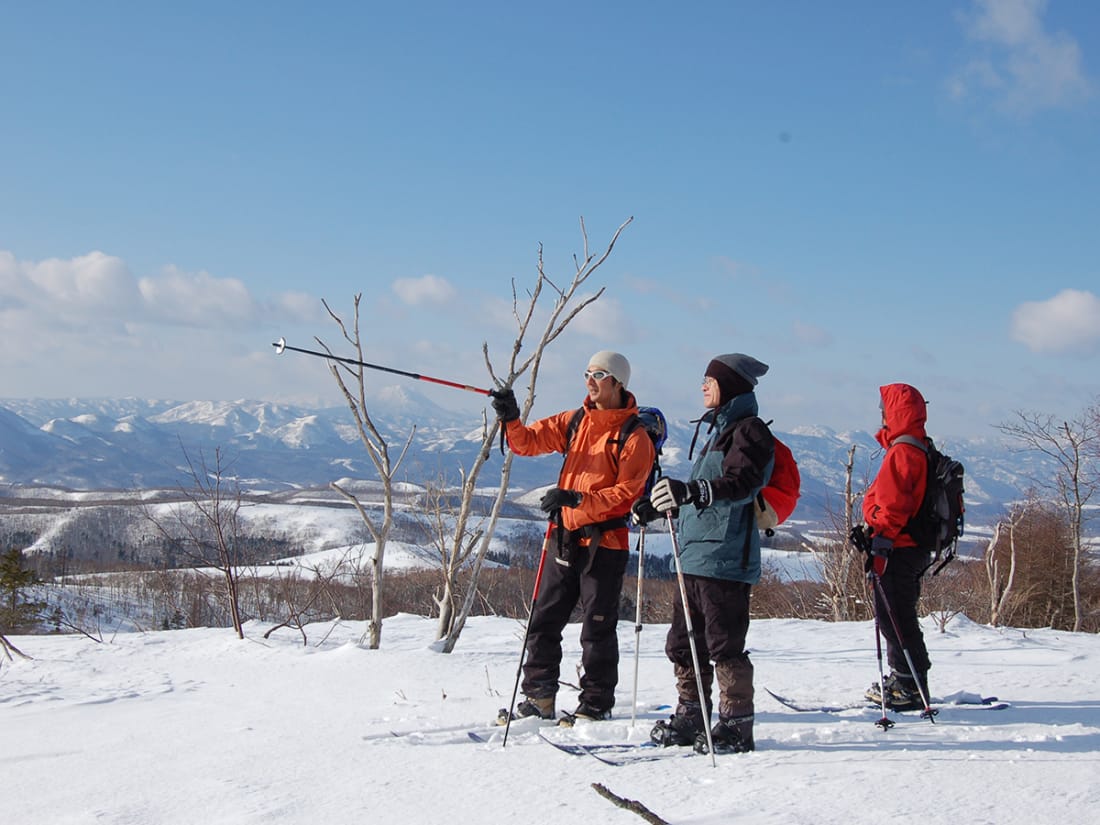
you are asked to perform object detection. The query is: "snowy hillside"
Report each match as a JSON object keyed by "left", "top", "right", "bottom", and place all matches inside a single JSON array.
[
  {"left": 0, "top": 396, "right": 1055, "bottom": 529},
  {"left": 3, "top": 613, "right": 1097, "bottom": 825}
]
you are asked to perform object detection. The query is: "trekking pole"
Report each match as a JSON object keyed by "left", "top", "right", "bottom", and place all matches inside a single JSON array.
[
  {"left": 870, "top": 601, "right": 895, "bottom": 731},
  {"left": 666, "top": 512, "right": 716, "bottom": 767},
  {"left": 630, "top": 526, "right": 647, "bottom": 728},
  {"left": 502, "top": 522, "right": 553, "bottom": 747},
  {"left": 870, "top": 572, "right": 937, "bottom": 723},
  {"left": 272, "top": 337, "right": 493, "bottom": 396}
]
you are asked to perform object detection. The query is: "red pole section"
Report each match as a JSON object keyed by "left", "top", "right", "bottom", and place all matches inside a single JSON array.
[{"left": 272, "top": 337, "right": 493, "bottom": 396}]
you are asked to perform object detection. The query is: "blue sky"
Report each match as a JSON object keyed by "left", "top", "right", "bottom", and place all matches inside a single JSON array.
[{"left": 2, "top": 0, "right": 1097, "bottom": 441}]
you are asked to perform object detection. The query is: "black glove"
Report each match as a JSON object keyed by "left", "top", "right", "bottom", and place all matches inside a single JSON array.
[
  {"left": 849, "top": 524, "right": 871, "bottom": 554},
  {"left": 630, "top": 497, "right": 661, "bottom": 527},
  {"left": 539, "top": 487, "right": 582, "bottom": 515},
  {"left": 650, "top": 477, "right": 711, "bottom": 513},
  {"left": 489, "top": 388, "right": 520, "bottom": 423}
]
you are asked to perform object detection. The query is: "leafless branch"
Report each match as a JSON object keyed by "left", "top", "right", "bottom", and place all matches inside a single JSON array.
[
  {"left": 1, "top": 633, "right": 32, "bottom": 661},
  {"left": 591, "top": 783, "right": 670, "bottom": 825}
]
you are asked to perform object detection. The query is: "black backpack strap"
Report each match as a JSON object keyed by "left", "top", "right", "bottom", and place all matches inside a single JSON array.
[
  {"left": 563, "top": 407, "right": 641, "bottom": 470},
  {"left": 611, "top": 414, "right": 642, "bottom": 451},
  {"left": 564, "top": 407, "right": 586, "bottom": 453},
  {"left": 892, "top": 435, "right": 938, "bottom": 560},
  {"left": 556, "top": 407, "right": 587, "bottom": 494}
]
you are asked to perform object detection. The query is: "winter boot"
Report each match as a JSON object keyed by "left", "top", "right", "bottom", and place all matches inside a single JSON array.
[
  {"left": 497, "top": 695, "right": 555, "bottom": 725},
  {"left": 650, "top": 701, "right": 705, "bottom": 747},
  {"left": 885, "top": 672, "right": 927, "bottom": 711},
  {"left": 866, "top": 673, "right": 925, "bottom": 712},
  {"left": 558, "top": 701, "right": 612, "bottom": 727},
  {"left": 695, "top": 714, "right": 754, "bottom": 755}
]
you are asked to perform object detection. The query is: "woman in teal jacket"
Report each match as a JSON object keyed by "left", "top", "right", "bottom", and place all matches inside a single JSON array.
[{"left": 645, "top": 353, "right": 774, "bottom": 754}]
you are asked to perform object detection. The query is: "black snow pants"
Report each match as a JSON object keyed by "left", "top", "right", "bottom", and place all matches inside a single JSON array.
[
  {"left": 665, "top": 574, "right": 754, "bottom": 720},
  {"left": 521, "top": 542, "right": 628, "bottom": 712},
  {"left": 873, "top": 547, "right": 932, "bottom": 682}
]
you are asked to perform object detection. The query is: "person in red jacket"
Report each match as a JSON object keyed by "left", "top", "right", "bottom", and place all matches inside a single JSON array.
[
  {"left": 490, "top": 351, "right": 655, "bottom": 724},
  {"left": 862, "top": 383, "right": 932, "bottom": 711}
]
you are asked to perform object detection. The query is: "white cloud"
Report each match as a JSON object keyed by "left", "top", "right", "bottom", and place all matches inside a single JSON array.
[
  {"left": 951, "top": 0, "right": 1092, "bottom": 115},
  {"left": 138, "top": 266, "right": 256, "bottom": 326},
  {"left": 272, "top": 291, "right": 324, "bottom": 323},
  {"left": 1011, "top": 288, "right": 1100, "bottom": 353},
  {"left": 569, "top": 295, "right": 634, "bottom": 343},
  {"left": 1, "top": 250, "right": 141, "bottom": 316},
  {"left": 391, "top": 274, "right": 456, "bottom": 306},
  {"left": 968, "top": 0, "right": 1044, "bottom": 45},
  {"left": 0, "top": 250, "right": 282, "bottom": 330}
]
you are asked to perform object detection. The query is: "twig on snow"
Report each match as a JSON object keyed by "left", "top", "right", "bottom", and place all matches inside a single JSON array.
[{"left": 591, "top": 783, "right": 670, "bottom": 825}]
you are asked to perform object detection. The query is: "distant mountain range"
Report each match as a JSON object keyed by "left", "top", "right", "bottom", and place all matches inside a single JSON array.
[{"left": 0, "top": 393, "right": 1055, "bottom": 529}]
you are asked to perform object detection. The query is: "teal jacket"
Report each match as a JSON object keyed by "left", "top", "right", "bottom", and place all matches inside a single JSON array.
[{"left": 676, "top": 392, "right": 775, "bottom": 584}]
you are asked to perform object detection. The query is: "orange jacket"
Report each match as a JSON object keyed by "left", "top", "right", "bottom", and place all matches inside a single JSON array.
[
  {"left": 504, "top": 392, "right": 656, "bottom": 551},
  {"left": 862, "top": 383, "right": 929, "bottom": 548}
]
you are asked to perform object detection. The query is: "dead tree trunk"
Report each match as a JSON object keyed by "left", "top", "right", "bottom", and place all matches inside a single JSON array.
[
  {"left": 318, "top": 295, "right": 416, "bottom": 649},
  {"left": 438, "top": 216, "right": 633, "bottom": 652}
]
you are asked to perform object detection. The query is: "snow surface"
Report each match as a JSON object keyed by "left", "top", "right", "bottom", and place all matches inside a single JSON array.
[{"left": 4, "top": 613, "right": 1098, "bottom": 824}]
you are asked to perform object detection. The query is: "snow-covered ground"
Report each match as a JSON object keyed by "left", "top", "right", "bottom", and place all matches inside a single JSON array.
[{"left": 3, "top": 612, "right": 1097, "bottom": 824}]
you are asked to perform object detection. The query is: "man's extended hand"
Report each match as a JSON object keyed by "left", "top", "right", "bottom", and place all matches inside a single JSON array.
[{"left": 489, "top": 388, "right": 520, "bottom": 423}]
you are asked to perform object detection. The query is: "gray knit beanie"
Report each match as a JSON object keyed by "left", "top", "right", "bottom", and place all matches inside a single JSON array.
[{"left": 705, "top": 353, "right": 768, "bottom": 401}]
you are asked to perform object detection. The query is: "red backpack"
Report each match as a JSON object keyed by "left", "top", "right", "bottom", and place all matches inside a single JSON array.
[{"left": 756, "top": 436, "right": 800, "bottom": 534}]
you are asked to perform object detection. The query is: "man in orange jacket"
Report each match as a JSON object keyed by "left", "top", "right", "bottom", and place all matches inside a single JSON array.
[
  {"left": 490, "top": 351, "right": 655, "bottom": 723},
  {"left": 862, "top": 383, "right": 932, "bottom": 711}
]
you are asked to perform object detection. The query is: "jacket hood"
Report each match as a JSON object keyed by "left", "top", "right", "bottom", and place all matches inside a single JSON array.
[
  {"left": 715, "top": 389, "right": 759, "bottom": 426},
  {"left": 876, "top": 383, "right": 927, "bottom": 447}
]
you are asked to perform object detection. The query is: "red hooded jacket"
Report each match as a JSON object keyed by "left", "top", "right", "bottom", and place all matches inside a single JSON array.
[{"left": 862, "top": 383, "right": 929, "bottom": 548}]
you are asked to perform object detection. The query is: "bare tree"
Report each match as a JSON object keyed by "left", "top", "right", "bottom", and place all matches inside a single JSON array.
[
  {"left": 985, "top": 504, "right": 1025, "bottom": 627},
  {"left": 144, "top": 447, "right": 247, "bottom": 639},
  {"left": 261, "top": 550, "right": 357, "bottom": 646},
  {"left": 316, "top": 295, "right": 417, "bottom": 649},
  {"left": 413, "top": 472, "right": 486, "bottom": 639},
  {"left": 920, "top": 565, "right": 974, "bottom": 632},
  {"left": 814, "top": 445, "right": 871, "bottom": 622},
  {"left": 999, "top": 407, "right": 1100, "bottom": 631},
  {"left": 437, "top": 216, "right": 633, "bottom": 652}
]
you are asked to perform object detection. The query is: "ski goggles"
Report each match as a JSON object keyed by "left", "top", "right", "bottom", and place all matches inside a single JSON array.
[{"left": 584, "top": 369, "right": 613, "bottom": 381}]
